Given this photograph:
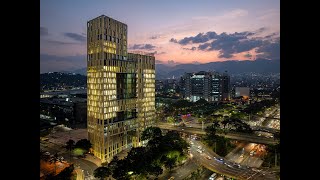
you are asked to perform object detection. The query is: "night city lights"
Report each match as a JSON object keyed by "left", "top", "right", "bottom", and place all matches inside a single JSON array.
[{"left": 40, "top": 1, "right": 279, "bottom": 179}]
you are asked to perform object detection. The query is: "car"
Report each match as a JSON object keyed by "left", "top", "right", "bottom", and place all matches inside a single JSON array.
[
  {"left": 214, "top": 157, "right": 224, "bottom": 163},
  {"left": 208, "top": 173, "right": 217, "bottom": 180},
  {"left": 198, "top": 146, "right": 202, "bottom": 149},
  {"left": 206, "top": 155, "right": 212, "bottom": 160},
  {"left": 224, "top": 162, "right": 233, "bottom": 168},
  {"left": 240, "top": 154, "right": 244, "bottom": 158},
  {"left": 168, "top": 176, "right": 175, "bottom": 180},
  {"left": 197, "top": 149, "right": 203, "bottom": 153},
  {"left": 250, "top": 150, "right": 255, "bottom": 156},
  {"left": 233, "top": 163, "right": 241, "bottom": 168},
  {"left": 252, "top": 168, "right": 260, "bottom": 172}
]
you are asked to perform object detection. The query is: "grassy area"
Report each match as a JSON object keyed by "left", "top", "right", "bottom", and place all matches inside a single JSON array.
[
  {"left": 72, "top": 148, "right": 86, "bottom": 156},
  {"left": 202, "top": 137, "right": 236, "bottom": 157}
]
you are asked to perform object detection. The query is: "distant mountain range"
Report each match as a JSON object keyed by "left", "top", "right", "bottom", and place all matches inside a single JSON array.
[
  {"left": 40, "top": 72, "right": 86, "bottom": 90},
  {"left": 64, "top": 59, "right": 280, "bottom": 79},
  {"left": 155, "top": 59, "right": 280, "bottom": 79}
]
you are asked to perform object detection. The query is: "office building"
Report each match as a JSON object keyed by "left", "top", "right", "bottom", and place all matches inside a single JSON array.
[
  {"left": 87, "top": 15, "right": 155, "bottom": 162},
  {"left": 40, "top": 97, "right": 87, "bottom": 125},
  {"left": 180, "top": 71, "right": 230, "bottom": 102}
]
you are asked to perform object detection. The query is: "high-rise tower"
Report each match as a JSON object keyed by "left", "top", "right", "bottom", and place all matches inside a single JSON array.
[
  {"left": 87, "top": 15, "right": 155, "bottom": 162},
  {"left": 180, "top": 71, "right": 230, "bottom": 102}
]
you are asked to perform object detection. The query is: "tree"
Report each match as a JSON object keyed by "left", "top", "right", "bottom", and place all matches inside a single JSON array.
[
  {"left": 205, "top": 124, "right": 217, "bottom": 138},
  {"left": 195, "top": 98, "right": 208, "bottom": 106},
  {"left": 49, "top": 153, "right": 61, "bottom": 175},
  {"left": 108, "top": 156, "right": 119, "bottom": 172},
  {"left": 197, "top": 117, "right": 205, "bottom": 123},
  {"left": 164, "top": 157, "right": 176, "bottom": 171},
  {"left": 112, "top": 159, "right": 130, "bottom": 180},
  {"left": 94, "top": 166, "right": 111, "bottom": 180},
  {"left": 167, "top": 116, "right": 176, "bottom": 124},
  {"left": 65, "top": 139, "right": 75, "bottom": 161},
  {"left": 148, "top": 165, "right": 163, "bottom": 177},
  {"left": 95, "top": 129, "right": 189, "bottom": 179},
  {"left": 221, "top": 118, "right": 231, "bottom": 130},
  {"left": 171, "top": 99, "right": 191, "bottom": 109},
  {"left": 47, "top": 164, "right": 74, "bottom": 180},
  {"left": 141, "top": 127, "right": 162, "bottom": 141},
  {"left": 127, "top": 147, "right": 148, "bottom": 175},
  {"left": 263, "top": 143, "right": 280, "bottom": 167},
  {"left": 40, "top": 150, "right": 51, "bottom": 162},
  {"left": 212, "top": 120, "right": 220, "bottom": 129},
  {"left": 75, "top": 139, "right": 92, "bottom": 152}
]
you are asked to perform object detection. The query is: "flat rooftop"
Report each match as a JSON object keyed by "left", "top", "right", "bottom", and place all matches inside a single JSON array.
[{"left": 47, "top": 126, "right": 87, "bottom": 146}]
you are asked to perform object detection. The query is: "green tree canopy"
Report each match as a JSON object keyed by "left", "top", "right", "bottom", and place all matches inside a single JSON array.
[
  {"left": 66, "top": 139, "right": 75, "bottom": 151},
  {"left": 141, "top": 127, "right": 162, "bottom": 141},
  {"left": 97, "top": 128, "right": 189, "bottom": 179},
  {"left": 94, "top": 166, "right": 111, "bottom": 180},
  {"left": 75, "top": 139, "right": 92, "bottom": 152}
]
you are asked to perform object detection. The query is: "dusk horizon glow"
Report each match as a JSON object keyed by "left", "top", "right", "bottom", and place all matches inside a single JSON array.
[{"left": 40, "top": 0, "right": 279, "bottom": 73}]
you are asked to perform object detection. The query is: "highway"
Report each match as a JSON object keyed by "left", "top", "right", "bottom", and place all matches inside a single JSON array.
[
  {"left": 157, "top": 123, "right": 279, "bottom": 145},
  {"left": 189, "top": 139, "right": 277, "bottom": 180},
  {"left": 225, "top": 142, "right": 264, "bottom": 168}
]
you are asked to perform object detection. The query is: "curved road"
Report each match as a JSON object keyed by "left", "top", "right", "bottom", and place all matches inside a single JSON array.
[{"left": 190, "top": 139, "right": 277, "bottom": 180}]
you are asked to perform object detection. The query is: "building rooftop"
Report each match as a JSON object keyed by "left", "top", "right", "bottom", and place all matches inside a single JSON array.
[
  {"left": 87, "top": 14, "right": 127, "bottom": 26},
  {"left": 128, "top": 51, "right": 155, "bottom": 56}
]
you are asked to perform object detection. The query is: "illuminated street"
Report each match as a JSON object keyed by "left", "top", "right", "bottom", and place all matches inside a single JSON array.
[
  {"left": 225, "top": 142, "right": 266, "bottom": 168},
  {"left": 189, "top": 139, "right": 277, "bottom": 180},
  {"left": 40, "top": 128, "right": 99, "bottom": 180}
]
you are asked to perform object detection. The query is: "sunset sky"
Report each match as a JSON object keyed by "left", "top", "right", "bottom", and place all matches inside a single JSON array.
[{"left": 40, "top": 0, "right": 280, "bottom": 73}]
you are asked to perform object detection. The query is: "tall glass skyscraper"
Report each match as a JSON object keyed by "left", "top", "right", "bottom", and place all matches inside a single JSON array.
[{"left": 87, "top": 15, "right": 155, "bottom": 162}]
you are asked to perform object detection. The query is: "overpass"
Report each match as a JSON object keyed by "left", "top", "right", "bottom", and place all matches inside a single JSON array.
[
  {"left": 251, "top": 126, "right": 280, "bottom": 134},
  {"left": 170, "top": 121, "right": 280, "bottom": 135},
  {"left": 156, "top": 124, "right": 279, "bottom": 145}
]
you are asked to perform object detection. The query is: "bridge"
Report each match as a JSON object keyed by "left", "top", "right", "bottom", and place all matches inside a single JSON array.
[
  {"left": 156, "top": 124, "right": 279, "bottom": 145},
  {"left": 251, "top": 126, "right": 280, "bottom": 134},
  {"left": 159, "top": 121, "right": 280, "bottom": 135}
]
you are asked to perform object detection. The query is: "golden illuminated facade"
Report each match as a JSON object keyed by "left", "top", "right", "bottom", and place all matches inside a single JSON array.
[{"left": 87, "top": 15, "right": 155, "bottom": 162}]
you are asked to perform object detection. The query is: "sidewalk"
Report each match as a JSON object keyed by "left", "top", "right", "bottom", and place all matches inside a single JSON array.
[
  {"left": 83, "top": 148, "right": 131, "bottom": 168},
  {"left": 84, "top": 154, "right": 102, "bottom": 167},
  {"left": 74, "top": 168, "right": 85, "bottom": 180}
]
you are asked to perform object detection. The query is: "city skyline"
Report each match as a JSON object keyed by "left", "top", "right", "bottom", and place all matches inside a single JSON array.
[{"left": 40, "top": 0, "right": 280, "bottom": 73}]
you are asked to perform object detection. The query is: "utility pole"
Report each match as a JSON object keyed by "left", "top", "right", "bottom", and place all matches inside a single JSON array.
[
  {"left": 202, "top": 121, "right": 204, "bottom": 130},
  {"left": 275, "top": 149, "right": 277, "bottom": 167}
]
